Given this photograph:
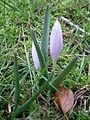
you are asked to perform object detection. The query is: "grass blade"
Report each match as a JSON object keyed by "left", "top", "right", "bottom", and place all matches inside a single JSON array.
[
  {"left": 14, "top": 52, "right": 20, "bottom": 110},
  {"left": 76, "top": 53, "right": 85, "bottom": 81},
  {"left": 24, "top": 41, "right": 33, "bottom": 84},
  {"left": 41, "top": 4, "right": 50, "bottom": 59},
  {"left": 1, "top": 0, "right": 22, "bottom": 14},
  {"left": 31, "top": 0, "right": 37, "bottom": 12}
]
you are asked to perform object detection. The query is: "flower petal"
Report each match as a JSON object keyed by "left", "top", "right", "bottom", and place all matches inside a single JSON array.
[
  {"left": 32, "top": 42, "right": 40, "bottom": 70},
  {"left": 50, "top": 19, "right": 63, "bottom": 63}
]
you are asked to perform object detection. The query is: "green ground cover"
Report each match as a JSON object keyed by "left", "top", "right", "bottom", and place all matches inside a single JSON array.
[{"left": 0, "top": 0, "right": 90, "bottom": 119}]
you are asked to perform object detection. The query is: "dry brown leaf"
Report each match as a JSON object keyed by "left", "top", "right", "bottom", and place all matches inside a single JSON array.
[{"left": 54, "top": 87, "right": 74, "bottom": 115}]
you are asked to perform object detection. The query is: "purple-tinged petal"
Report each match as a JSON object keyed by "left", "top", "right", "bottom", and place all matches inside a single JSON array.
[
  {"left": 32, "top": 42, "right": 40, "bottom": 70},
  {"left": 50, "top": 19, "right": 63, "bottom": 63}
]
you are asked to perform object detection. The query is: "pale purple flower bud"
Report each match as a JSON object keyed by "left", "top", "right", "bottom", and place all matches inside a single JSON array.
[
  {"left": 50, "top": 19, "right": 63, "bottom": 64},
  {"left": 32, "top": 42, "right": 40, "bottom": 70}
]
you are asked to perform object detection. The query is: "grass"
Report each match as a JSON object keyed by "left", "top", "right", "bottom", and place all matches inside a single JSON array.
[{"left": 0, "top": 0, "right": 90, "bottom": 119}]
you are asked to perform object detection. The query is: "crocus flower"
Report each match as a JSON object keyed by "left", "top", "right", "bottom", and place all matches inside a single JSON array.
[
  {"left": 50, "top": 19, "right": 63, "bottom": 64},
  {"left": 32, "top": 42, "right": 40, "bottom": 70}
]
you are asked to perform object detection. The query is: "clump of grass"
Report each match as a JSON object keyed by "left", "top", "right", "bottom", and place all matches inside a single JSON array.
[{"left": 0, "top": 0, "right": 90, "bottom": 119}]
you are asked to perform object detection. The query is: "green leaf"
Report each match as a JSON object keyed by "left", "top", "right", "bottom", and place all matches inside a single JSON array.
[
  {"left": 14, "top": 52, "right": 20, "bottom": 110},
  {"left": 30, "top": 29, "right": 48, "bottom": 78},
  {"left": 51, "top": 56, "right": 78, "bottom": 92},
  {"left": 14, "top": 74, "right": 53, "bottom": 117},
  {"left": 41, "top": 4, "right": 50, "bottom": 60}
]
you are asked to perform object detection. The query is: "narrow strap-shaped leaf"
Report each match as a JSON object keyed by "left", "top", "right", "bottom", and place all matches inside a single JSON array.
[
  {"left": 30, "top": 29, "right": 48, "bottom": 78},
  {"left": 51, "top": 56, "right": 78, "bottom": 92},
  {"left": 14, "top": 52, "right": 20, "bottom": 110},
  {"left": 14, "top": 74, "right": 53, "bottom": 117},
  {"left": 41, "top": 4, "right": 50, "bottom": 60}
]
